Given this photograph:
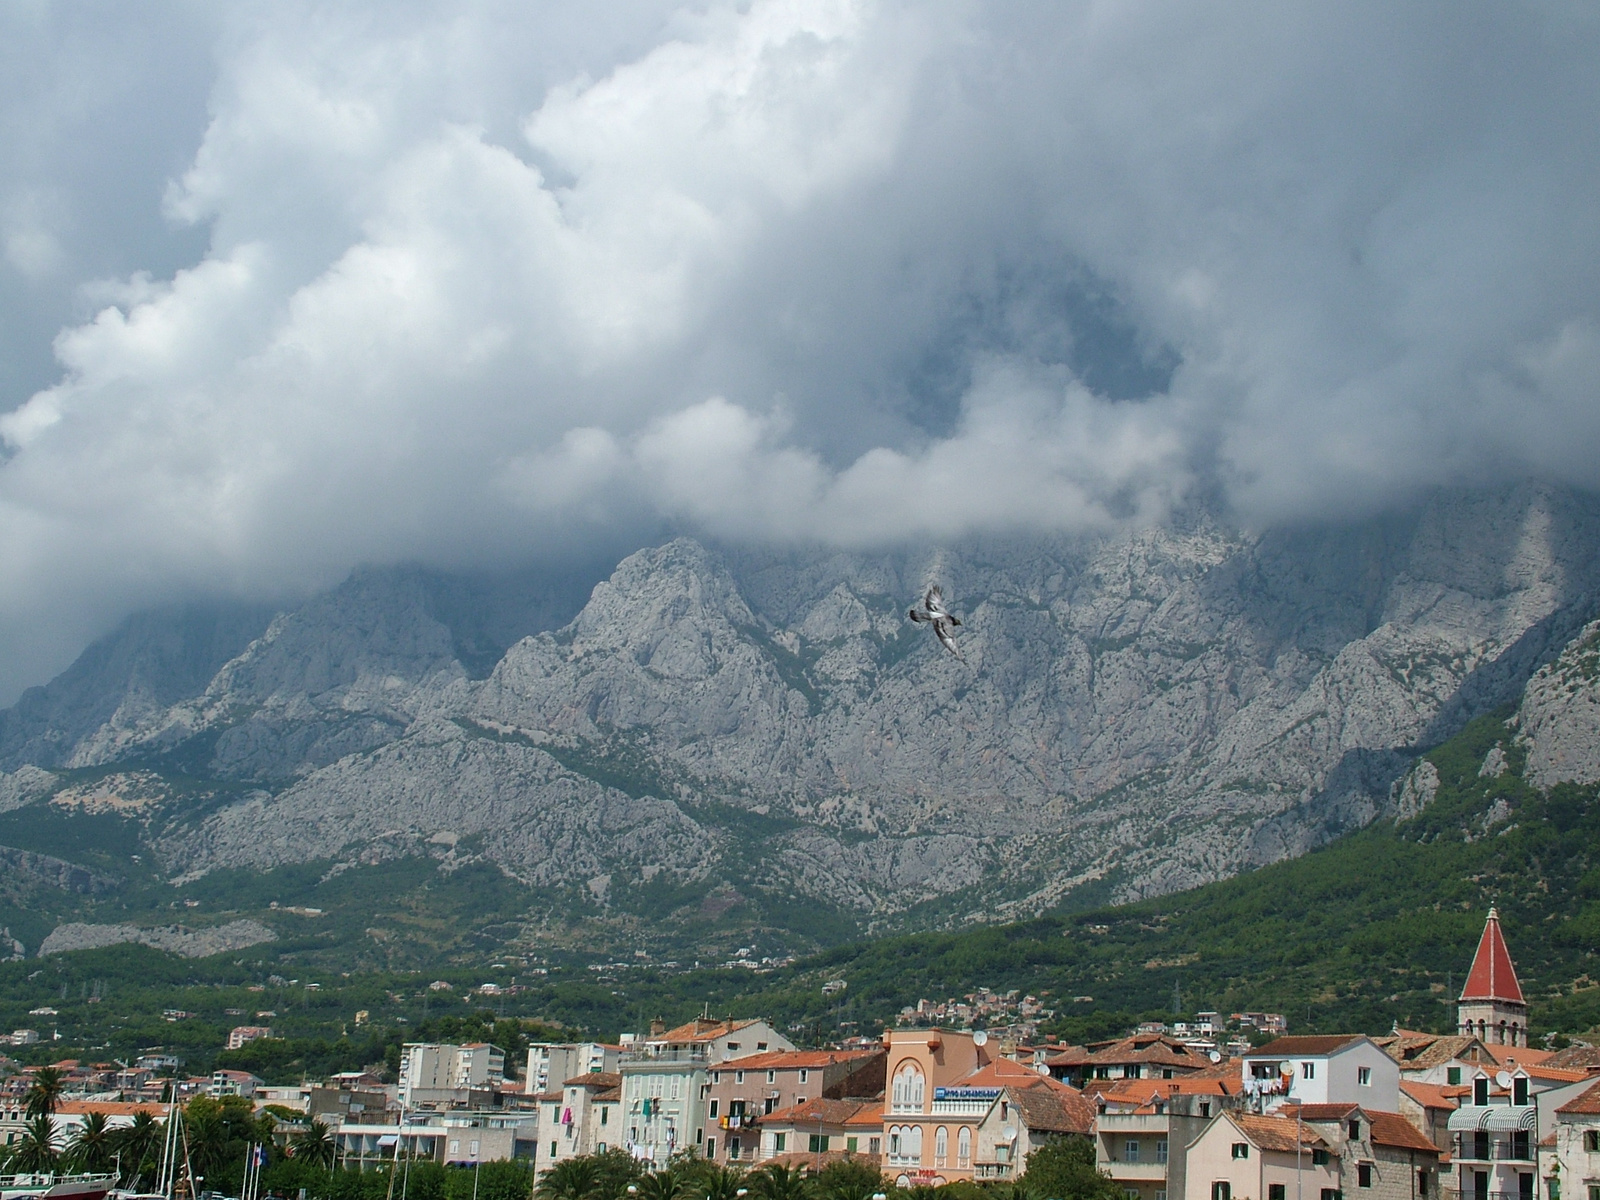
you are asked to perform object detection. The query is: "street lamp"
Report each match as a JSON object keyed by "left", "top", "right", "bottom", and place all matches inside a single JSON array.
[{"left": 627, "top": 1188, "right": 639, "bottom": 1197}]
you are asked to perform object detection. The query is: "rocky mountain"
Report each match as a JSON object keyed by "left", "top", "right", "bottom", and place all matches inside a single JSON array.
[{"left": 4, "top": 483, "right": 1600, "bottom": 949}]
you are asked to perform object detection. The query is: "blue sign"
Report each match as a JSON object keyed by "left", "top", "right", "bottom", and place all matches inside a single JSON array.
[{"left": 934, "top": 1087, "right": 1002, "bottom": 1101}]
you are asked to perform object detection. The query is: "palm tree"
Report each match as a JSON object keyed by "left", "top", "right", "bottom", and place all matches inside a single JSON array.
[
  {"left": 813, "top": 1160, "right": 882, "bottom": 1200},
  {"left": 114, "top": 1112, "right": 165, "bottom": 1188},
  {"left": 25, "top": 1068, "right": 66, "bottom": 1118},
  {"left": 12, "top": 1113, "right": 61, "bottom": 1172},
  {"left": 67, "top": 1112, "right": 114, "bottom": 1174},
  {"left": 535, "top": 1157, "right": 601, "bottom": 1200},
  {"left": 184, "top": 1107, "right": 231, "bottom": 1185},
  {"left": 631, "top": 1172, "right": 684, "bottom": 1200},
  {"left": 749, "top": 1164, "right": 810, "bottom": 1200},
  {"left": 695, "top": 1165, "right": 746, "bottom": 1200},
  {"left": 290, "top": 1119, "right": 336, "bottom": 1171}
]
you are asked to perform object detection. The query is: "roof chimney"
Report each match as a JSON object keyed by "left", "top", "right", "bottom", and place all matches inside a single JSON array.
[{"left": 649, "top": 1017, "right": 666, "bottom": 1037}]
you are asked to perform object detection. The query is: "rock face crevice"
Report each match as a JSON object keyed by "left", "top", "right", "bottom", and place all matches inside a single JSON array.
[{"left": 5, "top": 484, "right": 1600, "bottom": 924}]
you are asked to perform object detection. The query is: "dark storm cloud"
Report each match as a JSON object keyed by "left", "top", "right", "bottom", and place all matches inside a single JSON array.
[{"left": 0, "top": 0, "right": 1597, "bottom": 700}]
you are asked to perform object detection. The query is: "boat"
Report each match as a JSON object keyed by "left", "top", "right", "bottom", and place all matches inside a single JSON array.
[{"left": 0, "top": 1173, "right": 118, "bottom": 1200}]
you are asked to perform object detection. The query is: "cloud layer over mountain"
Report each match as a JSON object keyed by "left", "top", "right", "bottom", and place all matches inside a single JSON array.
[{"left": 1, "top": 0, "right": 1598, "bottom": 699}]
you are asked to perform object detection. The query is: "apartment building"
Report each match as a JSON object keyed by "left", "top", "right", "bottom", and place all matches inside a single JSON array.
[
  {"left": 704, "top": 1048, "right": 885, "bottom": 1163},
  {"left": 400, "top": 1043, "right": 507, "bottom": 1110},
  {"left": 1241, "top": 1036, "right": 1401, "bottom": 1110},
  {"left": 1096, "top": 1078, "right": 1235, "bottom": 1200},
  {"left": 533, "top": 1072, "right": 621, "bottom": 1176},
  {"left": 1291, "top": 1104, "right": 1442, "bottom": 1200},
  {"left": 619, "top": 1017, "right": 794, "bottom": 1168},
  {"left": 526, "top": 1043, "right": 621, "bottom": 1095}
]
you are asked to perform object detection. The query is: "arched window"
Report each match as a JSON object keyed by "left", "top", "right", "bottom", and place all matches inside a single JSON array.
[
  {"left": 889, "top": 1129, "right": 901, "bottom": 1159},
  {"left": 958, "top": 1127, "right": 972, "bottom": 1164},
  {"left": 893, "top": 1063, "right": 926, "bottom": 1113},
  {"left": 935, "top": 1127, "right": 949, "bottom": 1166},
  {"left": 910, "top": 1126, "right": 924, "bottom": 1161}
]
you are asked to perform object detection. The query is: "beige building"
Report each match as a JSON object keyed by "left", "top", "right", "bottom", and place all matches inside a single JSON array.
[
  {"left": 970, "top": 1079, "right": 1095, "bottom": 1182},
  {"left": 1184, "top": 1111, "right": 1338, "bottom": 1200},
  {"left": 400, "top": 1043, "right": 507, "bottom": 1110},
  {"left": 758, "top": 1097, "right": 882, "bottom": 1169},
  {"left": 1290, "top": 1104, "right": 1442, "bottom": 1200},
  {"left": 704, "top": 1048, "right": 884, "bottom": 1163},
  {"left": 534, "top": 1072, "right": 621, "bottom": 1176},
  {"left": 1096, "top": 1078, "right": 1236, "bottom": 1200}
]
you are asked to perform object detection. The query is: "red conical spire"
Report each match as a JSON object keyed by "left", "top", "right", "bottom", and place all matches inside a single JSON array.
[{"left": 1460, "top": 906, "right": 1525, "bottom": 1004}]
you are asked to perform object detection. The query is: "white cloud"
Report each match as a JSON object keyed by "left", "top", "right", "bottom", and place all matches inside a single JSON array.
[{"left": 1, "top": 0, "right": 1599, "bottom": 698}]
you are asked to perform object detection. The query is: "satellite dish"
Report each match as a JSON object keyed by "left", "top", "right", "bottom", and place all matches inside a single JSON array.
[
  {"left": 1496, "top": 1071, "right": 1513, "bottom": 1089},
  {"left": 1280, "top": 1064, "right": 1296, "bottom": 1078},
  {"left": 1037, "top": 1063, "right": 1052, "bottom": 1075},
  {"left": 1209, "top": 1051, "right": 1223, "bottom": 1063},
  {"left": 1002, "top": 1127, "right": 1018, "bottom": 1143},
  {"left": 973, "top": 1031, "right": 989, "bottom": 1047}
]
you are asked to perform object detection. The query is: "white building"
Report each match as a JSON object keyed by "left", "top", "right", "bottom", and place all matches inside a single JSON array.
[
  {"left": 526, "top": 1043, "right": 620, "bottom": 1096},
  {"left": 400, "top": 1043, "right": 506, "bottom": 1109},
  {"left": 1241, "top": 1035, "right": 1400, "bottom": 1110}
]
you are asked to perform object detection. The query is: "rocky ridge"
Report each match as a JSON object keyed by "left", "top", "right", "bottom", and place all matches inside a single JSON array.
[{"left": 4, "top": 484, "right": 1600, "bottom": 931}]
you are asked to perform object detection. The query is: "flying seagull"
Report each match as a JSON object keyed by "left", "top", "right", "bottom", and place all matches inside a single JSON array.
[{"left": 909, "top": 584, "right": 965, "bottom": 661}]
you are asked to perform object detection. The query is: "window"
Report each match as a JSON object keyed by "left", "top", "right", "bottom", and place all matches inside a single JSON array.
[
  {"left": 1302, "top": 1062, "right": 1317, "bottom": 1080},
  {"left": 707, "top": 1138, "right": 717, "bottom": 1158},
  {"left": 1420, "top": 1172, "right": 1431, "bottom": 1197},
  {"left": 800, "top": 1069, "right": 810, "bottom": 1083},
  {"left": 601, "top": 1109, "right": 608, "bottom": 1125},
  {"left": 765, "top": 1098, "right": 776, "bottom": 1115},
  {"left": 1157, "top": 1192, "right": 1167, "bottom": 1200},
  {"left": 1271, "top": 1188, "right": 1286, "bottom": 1200},
  {"left": 709, "top": 1100, "right": 719, "bottom": 1118},
  {"left": 597, "top": 1143, "right": 606, "bottom": 1154},
  {"left": 727, "top": 1043, "right": 741, "bottom": 1053},
  {"left": 729, "top": 1138, "right": 742, "bottom": 1161},
  {"left": 1200, "top": 1103, "right": 1212, "bottom": 1119},
  {"left": 847, "top": 1137, "right": 858, "bottom": 1153},
  {"left": 1163, "top": 1069, "right": 1175, "bottom": 1079},
  {"left": 1126, "top": 1065, "right": 1141, "bottom": 1079},
  {"left": 712, "top": 1072, "right": 721, "bottom": 1084},
  {"left": 1313, "top": 1150, "right": 1331, "bottom": 1166},
  {"left": 1157, "top": 1139, "right": 1169, "bottom": 1164},
  {"left": 1474, "top": 1132, "right": 1490, "bottom": 1162},
  {"left": 1587, "top": 1187, "right": 1600, "bottom": 1200},
  {"left": 1586, "top": 1131, "right": 1600, "bottom": 1153},
  {"left": 549, "top": 1141, "right": 556, "bottom": 1157},
  {"left": 1349, "top": 1121, "right": 1361, "bottom": 1141},
  {"left": 1475, "top": 1078, "right": 1490, "bottom": 1106},
  {"left": 1358, "top": 1067, "right": 1372, "bottom": 1087},
  {"left": 1212, "top": 1183, "right": 1231, "bottom": 1200},
  {"left": 958, "top": 1127, "right": 971, "bottom": 1164},
  {"left": 1358, "top": 1165, "right": 1373, "bottom": 1188},
  {"left": 889, "top": 1130, "right": 901, "bottom": 1158},
  {"left": 767, "top": 1071, "right": 776, "bottom": 1084},
  {"left": 869, "top": 1137, "right": 881, "bottom": 1155},
  {"left": 735, "top": 1071, "right": 745, "bottom": 1084},
  {"left": 911, "top": 1126, "right": 923, "bottom": 1160},
  {"left": 1514, "top": 1077, "right": 1529, "bottom": 1106},
  {"left": 797, "top": 1097, "right": 806, "bottom": 1105},
  {"left": 1127, "top": 1140, "right": 1141, "bottom": 1163},
  {"left": 1126, "top": 1191, "right": 1141, "bottom": 1200},
  {"left": 935, "top": 1127, "right": 948, "bottom": 1165},
  {"left": 773, "top": 1133, "right": 786, "bottom": 1153},
  {"left": 893, "top": 1064, "right": 926, "bottom": 1113},
  {"left": 1232, "top": 1143, "right": 1250, "bottom": 1160},
  {"left": 670, "top": 1077, "right": 680, "bottom": 1100},
  {"left": 1322, "top": 1191, "right": 1344, "bottom": 1200},
  {"left": 1448, "top": 1068, "right": 1462, "bottom": 1086}
]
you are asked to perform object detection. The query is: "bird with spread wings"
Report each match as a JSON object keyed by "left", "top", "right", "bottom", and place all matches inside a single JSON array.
[{"left": 908, "top": 584, "right": 965, "bottom": 662}]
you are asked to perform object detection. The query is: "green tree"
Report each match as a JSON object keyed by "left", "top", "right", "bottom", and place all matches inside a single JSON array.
[
  {"left": 445, "top": 1161, "right": 534, "bottom": 1200},
  {"left": 114, "top": 1112, "right": 166, "bottom": 1187},
  {"left": 12, "top": 1113, "right": 61, "bottom": 1172},
  {"left": 292, "top": 1119, "right": 339, "bottom": 1171},
  {"left": 814, "top": 1159, "right": 884, "bottom": 1200},
  {"left": 25, "top": 1068, "right": 66, "bottom": 1118},
  {"left": 749, "top": 1164, "right": 810, "bottom": 1200},
  {"left": 537, "top": 1157, "right": 603, "bottom": 1200},
  {"left": 632, "top": 1171, "right": 685, "bottom": 1200},
  {"left": 1017, "top": 1137, "right": 1121, "bottom": 1200},
  {"left": 67, "top": 1112, "right": 115, "bottom": 1174}
]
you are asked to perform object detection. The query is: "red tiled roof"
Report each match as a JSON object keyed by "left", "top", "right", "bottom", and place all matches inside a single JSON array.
[
  {"left": 961, "top": 1058, "right": 1057, "bottom": 1087},
  {"left": 57, "top": 1100, "right": 166, "bottom": 1117},
  {"left": 1461, "top": 907, "right": 1525, "bottom": 1004},
  {"left": 1250, "top": 1036, "right": 1367, "bottom": 1057},
  {"left": 1232, "top": 1113, "right": 1327, "bottom": 1153},
  {"left": 1290, "top": 1103, "right": 1360, "bottom": 1121},
  {"left": 659, "top": 1018, "right": 762, "bottom": 1043},
  {"left": 1547, "top": 1045, "right": 1600, "bottom": 1071},
  {"left": 720, "top": 1049, "right": 879, "bottom": 1071},
  {"left": 1556, "top": 1078, "right": 1600, "bottom": 1115},
  {"left": 1400, "top": 1081, "right": 1464, "bottom": 1111},
  {"left": 764, "top": 1098, "right": 876, "bottom": 1127},
  {"left": 1367, "top": 1111, "right": 1439, "bottom": 1154},
  {"left": 1489, "top": 1046, "right": 1558, "bottom": 1069},
  {"left": 561, "top": 1072, "right": 622, "bottom": 1089},
  {"left": 1008, "top": 1083, "right": 1094, "bottom": 1135}
]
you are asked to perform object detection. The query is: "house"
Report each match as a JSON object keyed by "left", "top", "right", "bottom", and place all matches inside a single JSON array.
[
  {"left": 704, "top": 1048, "right": 885, "bottom": 1163},
  {"left": 970, "top": 1078, "right": 1095, "bottom": 1183},
  {"left": 1458, "top": 907, "right": 1529, "bottom": 1049},
  {"left": 1542, "top": 1076, "right": 1600, "bottom": 1200},
  {"left": 619, "top": 1017, "right": 794, "bottom": 1168},
  {"left": 1057, "top": 1034, "right": 1211, "bottom": 1086},
  {"left": 209, "top": 1070, "right": 263, "bottom": 1099},
  {"left": 533, "top": 1072, "right": 621, "bottom": 1176},
  {"left": 1095, "top": 1077, "right": 1238, "bottom": 1200},
  {"left": 882, "top": 1027, "right": 999, "bottom": 1185},
  {"left": 1399, "top": 1080, "right": 1466, "bottom": 1153},
  {"left": 1184, "top": 1111, "right": 1338, "bottom": 1200},
  {"left": 1450, "top": 1063, "right": 1596, "bottom": 1200},
  {"left": 227, "top": 1025, "right": 275, "bottom": 1050},
  {"left": 758, "top": 1097, "right": 881, "bottom": 1169},
  {"left": 525, "top": 1043, "right": 621, "bottom": 1096},
  {"left": 1241, "top": 1037, "right": 1400, "bottom": 1111},
  {"left": 1289, "top": 1104, "right": 1442, "bottom": 1200},
  {"left": 1378, "top": 1031, "right": 1498, "bottom": 1085},
  {"left": 400, "top": 1043, "right": 506, "bottom": 1110}
]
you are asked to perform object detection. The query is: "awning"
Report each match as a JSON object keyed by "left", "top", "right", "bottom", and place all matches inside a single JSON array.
[
  {"left": 1448, "top": 1107, "right": 1493, "bottom": 1132},
  {"left": 1484, "top": 1107, "right": 1536, "bottom": 1132}
]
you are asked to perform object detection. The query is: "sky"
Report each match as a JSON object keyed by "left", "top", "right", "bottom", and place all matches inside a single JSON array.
[{"left": 1, "top": 0, "right": 1598, "bottom": 702}]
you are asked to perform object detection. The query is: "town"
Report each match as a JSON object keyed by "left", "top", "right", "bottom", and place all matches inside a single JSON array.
[{"left": 1, "top": 908, "right": 1598, "bottom": 1200}]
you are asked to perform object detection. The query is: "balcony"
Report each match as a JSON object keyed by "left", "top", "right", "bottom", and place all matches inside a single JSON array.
[
  {"left": 1098, "top": 1114, "right": 1172, "bottom": 1134},
  {"left": 622, "top": 1047, "right": 711, "bottom": 1065},
  {"left": 1451, "top": 1138, "right": 1534, "bottom": 1163},
  {"left": 1101, "top": 1162, "right": 1169, "bottom": 1181},
  {"left": 974, "top": 1164, "right": 1016, "bottom": 1180}
]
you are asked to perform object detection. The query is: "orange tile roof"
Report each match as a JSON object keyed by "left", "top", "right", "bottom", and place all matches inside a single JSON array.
[
  {"left": 58, "top": 1100, "right": 166, "bottom": 1117},
  {"left": 719, "top": 1049, "right": 879, "bottom": 1071},
  {"left": 1232, "top": 1113, "right": 1327, "bottom": 1153},
  {"left": 845, "top": 1105, "right": 885, "bottom": 1128},
  {"left": 1368, "top": 1111, "right": 1441, "bottom": 1154},
  {"left": 1547, "top": 1045, "right": 1600, "bottom": 1070},
  {"left": 561, "top": 1072, "right": 622, "bottom": 1089},
  {"left": 1490, "top": 1047, "right": 1559, "bottom": 1069},
  {"left": 659, "top": 1018, "right": 761, "bottom": 1043},
  {"left": 1556, "top": 1078, "right": 1600, "bottom": 1115},
  {"left": 1400, "top": 1081, "right": 1464, "bottom": 1110},
  {"left": 1290, "top": 1103, "right": 1360, "bottom": 1121},
  {"left": 1461, "top": 907, "right": 1525, "bottom": 1004},
  {"left": 1251, "top": 1035, "right": 1367, "bottom": 1057},
  {"left": 1009, "top": 1083, "right": 1094, "bottom": 1136},
  {"left": 763, "top": 1098, "right": 876, "bottom": 1127}
]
